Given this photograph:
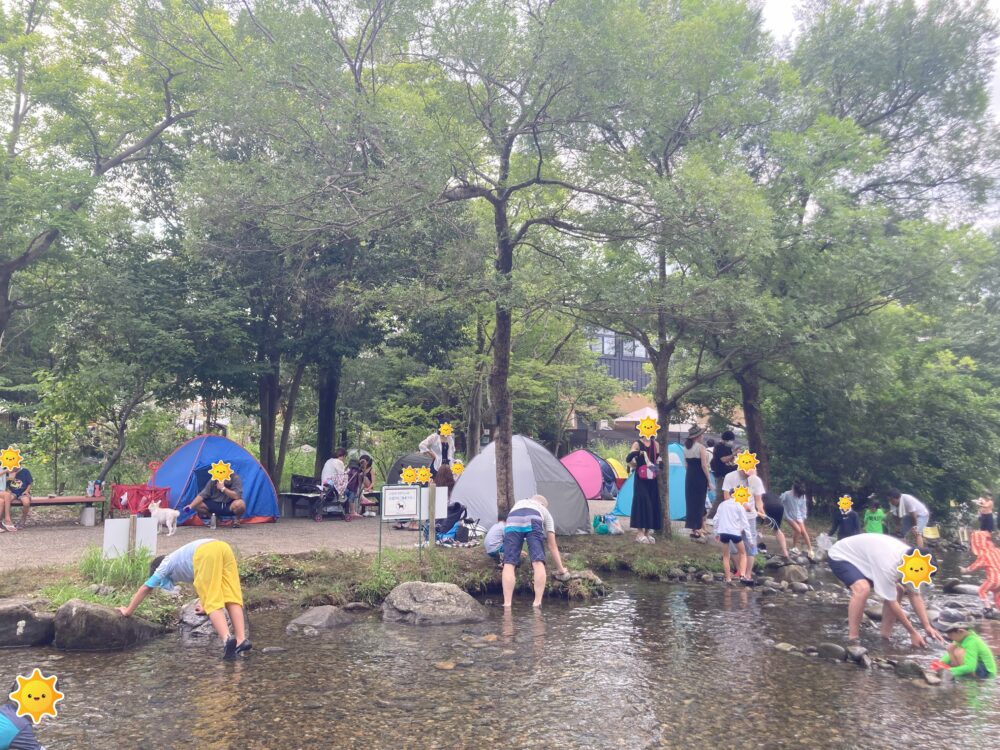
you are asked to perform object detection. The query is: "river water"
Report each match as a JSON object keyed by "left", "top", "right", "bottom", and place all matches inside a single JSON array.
[{"left": 2, "top": 572, "right": 998, "bottom": 749}]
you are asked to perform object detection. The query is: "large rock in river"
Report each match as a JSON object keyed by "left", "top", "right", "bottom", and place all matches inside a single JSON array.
[
  {"left": 0, "top": 599, "right": 55, "bottom": 648},
  {"left": 772, "top": 565, "right": 809, "bottom": 584},
  {"left": 382, "top": 582, "right": 487, "bottom": 625},
  {"left": 53, "top": 599, "right": 164, "bottom": 651},
  {"left": 178, "top": 599, "right": 247, "bottom": 642},
  {"left": 286, "top": 606, "right": 357, "bottom": 635}
]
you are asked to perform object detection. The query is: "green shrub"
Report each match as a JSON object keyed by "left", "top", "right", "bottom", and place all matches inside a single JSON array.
[{"left": 78, "top": 546, "right": 154, "bottom": 589}]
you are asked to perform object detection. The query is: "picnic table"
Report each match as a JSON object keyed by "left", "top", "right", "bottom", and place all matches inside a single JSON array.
[{"left": 30, "top": 495, "right": 108, "bottom": 524}]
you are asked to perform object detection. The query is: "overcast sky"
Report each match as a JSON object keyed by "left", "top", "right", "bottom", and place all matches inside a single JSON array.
[{"left": 761, "top": 0, "right": 1000, "bottom": 121}]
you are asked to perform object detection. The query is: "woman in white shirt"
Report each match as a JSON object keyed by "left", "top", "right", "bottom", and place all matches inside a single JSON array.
[{"left": 419, "top": 426, "right": 456, "bottom": 472}]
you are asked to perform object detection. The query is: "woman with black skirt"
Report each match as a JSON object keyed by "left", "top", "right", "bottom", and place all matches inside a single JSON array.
[
  {"left": 628, "top": 436, "right": 662, "bottom": 544},
  {"left": 683, "top": 426, "right": 711, "bottom": 539}
]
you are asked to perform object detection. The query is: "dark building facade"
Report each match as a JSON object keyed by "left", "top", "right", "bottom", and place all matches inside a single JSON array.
[{"left": 590, "top": 328, "right": 651, "bottom": 392}]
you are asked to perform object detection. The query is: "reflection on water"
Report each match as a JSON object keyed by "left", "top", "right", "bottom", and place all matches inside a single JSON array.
[{"left": 1, "top": 577, "right": 998, "bottom": 749}]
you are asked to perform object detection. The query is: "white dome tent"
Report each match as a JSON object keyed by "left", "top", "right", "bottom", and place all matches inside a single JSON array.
[{"left": 451, "top": 435, "right": 591, "bottom": 535}]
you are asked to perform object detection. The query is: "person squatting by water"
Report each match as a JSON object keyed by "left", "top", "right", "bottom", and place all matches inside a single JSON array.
[
  {"left": 119, "top": 538, "right": 251, "bottom": 660},
  {"left": 827, "top": 533, "right": 944, "bottom": 648},
  {"left": 961, "top": 530, "right": 1000, "bottom": 614},
  {"left": 931, "top": 621, "right": 997, "bottom": 679},
  {"left": 501, "top": 495, "right": 569, "bottom": 608}
]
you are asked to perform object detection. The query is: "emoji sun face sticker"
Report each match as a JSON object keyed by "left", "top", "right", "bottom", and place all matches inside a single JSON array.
[
  {"left": 10, "top": 668, "right": 64, "bottom": 724},
  {"left": 897, "top": 549, "right": 937, "bottom": 590},
  {"left": 208, "top": 460, "right": 234, "bottom": 484},
  {"left": 637, "top": 417, "right": 659, "bottom": 439},
  {"left": 0, "top": 446, "right": 22, "bottom": 471},
  {"left": 735, "top": 451, "right": 759, "bottom": 473},
  {"left": 438, "top": 423, "right": 453, "bottom": 437},
  {"left": 732, "top": 486, "right": 751, "bottom": 506},
  {"left": 416, "top": 466, "right": 432, "bottom": 484},
  {"left": 400, "top": 466, "right": 418, "bottom": 485},
  {"left": 452, "top": 460, "right": 465, "bottom": 477},
  {"left": 838, "top": 495, "right": 853, "bottom": 513}
]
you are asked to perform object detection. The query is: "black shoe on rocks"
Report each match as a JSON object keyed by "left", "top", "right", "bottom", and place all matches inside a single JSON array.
[
  {"left": 235, "top": 639, "right": 253, "bottom": 655},
  {"left": 223, "top": 637, "right": 237, "bottom": 660},
  {"left": 740, "top": 577, "right": 756, "bottom": 587}
]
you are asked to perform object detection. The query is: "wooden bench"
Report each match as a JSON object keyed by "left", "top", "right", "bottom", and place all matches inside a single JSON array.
[{"left": 18, "top": 495, "right": 108, "bottom": 524}]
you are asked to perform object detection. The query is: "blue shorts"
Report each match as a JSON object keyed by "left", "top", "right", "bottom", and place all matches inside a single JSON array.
[
  {"left": 829, "top": 558, "right": 873, "bottom": 590},
  {"left": 718, "top": 533, "right": 743, "bottom": 545},
  {"left": 502, "top": 511, "right": 546, "bottom": 566}
]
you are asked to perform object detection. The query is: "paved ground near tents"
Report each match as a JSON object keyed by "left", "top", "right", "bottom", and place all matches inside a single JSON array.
[{"left": 0, "top": 500, "right": 620, "bottom": 571}]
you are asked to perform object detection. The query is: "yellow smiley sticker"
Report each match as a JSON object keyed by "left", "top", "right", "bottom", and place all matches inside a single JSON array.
[
  {"left": 208, "top": 460, "right": 234, "bottom": 484},
  {"left": 637, "top": 417, "right": 660, "bottom": 439},
  {"left": 837, "top": 495, "right": 853, "bottom": 513},
  {"left": 400, "top": 466, "right": 418, "bottom": 485},
  {"left": 10, "top": 668, "right": 64, "bottom": 724},
  {"left": 452, "top": 461, "right": 465, "bottom": 477},
  {"left": 0, "top": 446, "right": 22, "bottom": 471},
  {"left": 438, "top": 423, "right": 453, "bottom": 437},
  {"left": 897, "top": 549, "right": 937, "bottom": 590},
  {"left": 732, "top": 486, "right": 751, "bottom": 506},
  {"left": 416, "top": 466, "right": 433, "bottom": 484},
  {"left": 735, "top": 450, "right": 759, "bottom": 473}
]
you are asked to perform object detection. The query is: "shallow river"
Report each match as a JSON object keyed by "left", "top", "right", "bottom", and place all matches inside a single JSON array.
[{"left": 2, "top": 569, "right": 999, "bottom": 749}]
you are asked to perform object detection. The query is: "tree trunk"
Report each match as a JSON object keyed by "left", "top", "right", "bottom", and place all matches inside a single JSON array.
[
  {"left": 275, "top": 362, "right": 306, "bottom": 486},
  {"left": 654, "top": 243, "right": 674, "bottom": 538},
  {"left": 490, "top": 211, "right": 515, "bottom": 516},
  {"left": 314, "top": 356, "right": 343, "bottom": 477},
  {"left": 734, "top": 364, "right": 771, "bottom": 488},
  {"left": 97, "top": 425, "right": 128, "bottom": 484},
  {"left": 258, "top": 370, "right": 279, "bottom": 479},
  {"left": 465, "top": 314, "right": 487, "bottom": 461},
  {"left": 652, "top": 351, "right": 675, "bottom": 537}
]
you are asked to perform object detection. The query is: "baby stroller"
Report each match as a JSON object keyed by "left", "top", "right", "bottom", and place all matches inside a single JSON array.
[{"left": 311, "top": 471, "right": 350, "bottom": 521}]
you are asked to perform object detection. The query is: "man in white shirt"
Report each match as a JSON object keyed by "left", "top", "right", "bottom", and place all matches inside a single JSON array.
[
  {"left": 722, "top": 468, "right": 766, "bottom": 579},
  {"left": 501, "top": 495, "right": 569, "bottom": 607},
  {"left": 828, "top": 533, "right": 944, "bottom": 647},
  {"left": 887, "top": 487, "right": 931, "bottom": 547}
]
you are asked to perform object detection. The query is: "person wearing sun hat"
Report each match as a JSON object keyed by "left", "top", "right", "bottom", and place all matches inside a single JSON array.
[{"left": 931, "top": 621, "right": 997, "bottom": 678}]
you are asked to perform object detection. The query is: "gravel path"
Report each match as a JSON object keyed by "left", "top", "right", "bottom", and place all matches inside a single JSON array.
[{"left": 0, "top": 500, "right": 619, "bottom": 572}]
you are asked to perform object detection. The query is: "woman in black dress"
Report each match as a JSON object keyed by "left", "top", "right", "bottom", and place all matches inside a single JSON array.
[
  {"left": 628, "top": 436, "right": 662, "bottom": 543},
  {"left": 683, "top": 426, "right": 711, "bottom": 539}
]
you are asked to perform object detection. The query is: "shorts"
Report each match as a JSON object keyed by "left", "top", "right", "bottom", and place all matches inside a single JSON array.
[
  {"left": 765, "top": 504, "right": 784, "bottom": 526},
  {"left": 192, "top": 541, "right": 243, "bottom": 615},
  {"left": 718, "top": 533, "right": 743, "bottom": 545},
  {"left": 200, "top": 499, "right": 236, "bottom": 516},
  {"left": 980, "top": 514, "right": 996, "bottom": 532},
  {"left": 743, "top": 515, "right": 758, "bottom": 555},
  {"left": 502, "top": 514, "right": 546, "bottom": 566},
  {"left": 975, "top": 660, "right": 990, "bottom": 679},
  {"left": 901, "top": 513, "right": 930, "bottom": 536},
  {"left": 828, "top": 558, "right": 873, "bottom": 590}
]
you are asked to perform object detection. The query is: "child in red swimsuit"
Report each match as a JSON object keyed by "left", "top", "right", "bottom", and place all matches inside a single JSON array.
[{"left": 962, "top": 530, "right": 1000, "bottom": 613}]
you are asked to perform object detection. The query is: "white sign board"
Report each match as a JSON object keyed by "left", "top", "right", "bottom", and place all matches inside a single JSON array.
[
  {"left": 380, "top": 485, "right": 450, "bottom": 520},
  {"left": 102, "top": 517, "right": 158, "bottom": 559},
  {"left": 381, "top": 485, "right": 420, "bottom": 520},
  {"left": 419, "top": 486, "right": 449, "bottom": 519}
]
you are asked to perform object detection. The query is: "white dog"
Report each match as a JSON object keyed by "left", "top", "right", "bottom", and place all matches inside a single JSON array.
[{"left": 148, "top": 500, "right": 180, "bottom": 536}]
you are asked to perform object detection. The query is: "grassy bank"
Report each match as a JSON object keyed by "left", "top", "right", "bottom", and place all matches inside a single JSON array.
[{"left": 0, "top": 532, "right": 737, "bottom": 626}]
